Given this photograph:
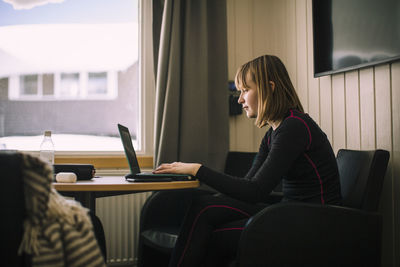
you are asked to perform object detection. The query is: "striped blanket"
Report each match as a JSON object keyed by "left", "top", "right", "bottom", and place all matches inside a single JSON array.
[{"left": 17, "top": 153, "right": 106, "bottom": 267}]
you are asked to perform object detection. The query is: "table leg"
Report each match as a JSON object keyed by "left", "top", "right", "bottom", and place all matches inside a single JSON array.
[{"left": 74, "top": 192, "right": 96, "bottom": 214}]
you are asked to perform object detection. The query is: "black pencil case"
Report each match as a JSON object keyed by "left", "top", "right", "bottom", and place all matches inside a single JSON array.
[{"left": 53, "top": 164, "right": 95, "bottom": 180}]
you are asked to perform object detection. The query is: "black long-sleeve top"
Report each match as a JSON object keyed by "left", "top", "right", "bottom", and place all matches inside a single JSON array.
[{"left": 196, "top": 109, "right": 342, "bottom": 205}]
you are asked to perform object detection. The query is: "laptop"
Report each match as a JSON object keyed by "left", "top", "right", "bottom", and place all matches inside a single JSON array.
[{"left": 118, "top": 124, "right": 194, "bottom": 182}]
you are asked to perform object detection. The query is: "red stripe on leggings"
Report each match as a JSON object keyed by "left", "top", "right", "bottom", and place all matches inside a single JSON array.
[{"left": 213, "top": 227, "right": 244, "bottom": 233}]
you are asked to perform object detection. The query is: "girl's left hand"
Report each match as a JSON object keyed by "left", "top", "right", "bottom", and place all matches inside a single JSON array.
[{"left": 153, "top": 162, "right": 201, "bottom": 176}]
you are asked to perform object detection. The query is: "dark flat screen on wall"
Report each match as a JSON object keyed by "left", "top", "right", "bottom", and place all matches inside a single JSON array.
[{"left": 312, "top": 0, "right": 400, "bottom": 77}]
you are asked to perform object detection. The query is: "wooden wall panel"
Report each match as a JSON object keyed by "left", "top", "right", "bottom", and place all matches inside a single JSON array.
[
  {"left": 375, "top": 65, "right": 392, "bottom": 151},
  {"left": 392, "top": 61, "right": 400, "bottom": 267},
  {"left": 268, "top": 0, "right": 284, "bottom": 60},
  {"left": 284, "top": 0, "right": 297, "bottom": 84},
  {"left": 319, "top": 75, "right": 333, "bottom": 142},
  {"left": 332, "top": 74, "right": 346, "bottom": 153},
  {"left": 306, "top": 0, "right": 320, "bottom": 124},
  {"left": 344, "top": 71, "right": 361, "bottom": 149},
  {"left": 375, "top": 64, "right": 394, "bottom": 266},
  {"left": 295, "top": 0, "right": 308, "bottom": 112},
  {"left": 252, "top": 0, "right": 270, "bottom": 58},
  {"left": 359, "top": 68, "right": 376, "bottom": 150}
]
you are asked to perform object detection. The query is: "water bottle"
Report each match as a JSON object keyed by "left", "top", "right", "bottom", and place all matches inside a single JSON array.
[{"left": 40, "top": 130, "right": 55, "bottom": 164}]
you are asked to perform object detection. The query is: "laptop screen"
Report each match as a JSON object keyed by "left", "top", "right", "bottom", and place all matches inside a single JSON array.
[{"left": 118, "top": 124, "right": 140, "bottom": 175}]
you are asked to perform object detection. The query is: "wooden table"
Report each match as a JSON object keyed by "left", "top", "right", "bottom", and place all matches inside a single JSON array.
[{"left": 53, "top": 176, "right": 200, "bottom": 213}]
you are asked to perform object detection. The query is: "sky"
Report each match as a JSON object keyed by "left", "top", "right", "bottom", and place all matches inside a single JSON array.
[{"left": 0, "top": 0, "right": 138, "bottom": 26}]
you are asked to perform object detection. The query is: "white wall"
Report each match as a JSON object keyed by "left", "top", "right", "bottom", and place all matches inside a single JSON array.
[{"left": 227, "top": 0, "right": 399, "bottom": 266}]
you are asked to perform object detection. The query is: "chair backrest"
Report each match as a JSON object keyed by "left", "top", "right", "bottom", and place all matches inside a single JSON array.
[
  {"left": 224, "top": 151, "right": 257, "bottom": 177},
  {"left": 336, "top": 149, "right": 389, "bottom": 211},
  {"left": 0, "top": 151, "right": 30, "bottom": 266}
]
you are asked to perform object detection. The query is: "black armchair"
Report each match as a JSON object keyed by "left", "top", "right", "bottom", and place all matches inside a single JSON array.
[
  {"left": 0, "top": 151, "right": 30, "bottom": 267},
  {"left": 237, "top": 149, "right": 389, "bottom": 266},
  {"left": 0, "top": 151, "right": 107, "bottom": 266},
  {"left": 137, "top": 149, "right": 389, "bottom": 267}
]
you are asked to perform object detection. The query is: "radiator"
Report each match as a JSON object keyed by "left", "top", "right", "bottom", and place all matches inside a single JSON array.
[{"left": 96, "top": 192, "right": 152, "bottom": 266}]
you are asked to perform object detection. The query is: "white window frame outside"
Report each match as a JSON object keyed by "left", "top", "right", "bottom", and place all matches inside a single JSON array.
[
  {"left": 8, "top": 71, "right": 118, "bottom": 101},
  {"left": 138, "top": 0, "right": 155, "bottom": 157}
]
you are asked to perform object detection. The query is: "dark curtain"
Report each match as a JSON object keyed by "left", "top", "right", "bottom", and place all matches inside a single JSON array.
[{"left": 153, "top": 0, "right": 229, "bottom": 171}]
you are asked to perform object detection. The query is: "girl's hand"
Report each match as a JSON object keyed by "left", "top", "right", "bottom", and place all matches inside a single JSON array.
[{"left": 153, "top": 162, "right": 201, "bottom": 176}]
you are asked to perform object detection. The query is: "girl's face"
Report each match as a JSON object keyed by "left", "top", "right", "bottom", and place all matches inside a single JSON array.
[{"left": 237, "top": 73, "right": 258, "bottom": 118}]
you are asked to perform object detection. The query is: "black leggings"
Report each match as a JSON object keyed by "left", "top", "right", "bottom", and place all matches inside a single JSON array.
[{"left": 169, "top": 193, "right": 266, "bottom": 267}]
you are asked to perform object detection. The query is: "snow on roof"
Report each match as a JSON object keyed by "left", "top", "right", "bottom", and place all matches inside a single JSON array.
[{"left": 0, "top": 23, "right": 138, "bottom": 78}]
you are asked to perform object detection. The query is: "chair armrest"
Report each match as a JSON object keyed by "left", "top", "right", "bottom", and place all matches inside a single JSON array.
[
  {"left": 265, "top": 191, "right": 283, "bottom": 203},
  {"left": 237, "top": 202, "right": 382, "bottom": 267}
]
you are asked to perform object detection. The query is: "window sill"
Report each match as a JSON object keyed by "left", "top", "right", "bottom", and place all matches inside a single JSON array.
[{"left": 54, "top": 155, "right": 153, "bottom": 169}]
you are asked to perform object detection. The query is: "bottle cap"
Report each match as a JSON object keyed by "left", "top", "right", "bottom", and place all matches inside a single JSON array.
[{"left": 44, "top": 130, "right": 52, "bottom": 137}]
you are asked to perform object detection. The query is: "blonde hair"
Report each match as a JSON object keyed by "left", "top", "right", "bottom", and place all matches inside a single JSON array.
[{"left": 235, "top": 55, "right": 303, "bottom": 128}]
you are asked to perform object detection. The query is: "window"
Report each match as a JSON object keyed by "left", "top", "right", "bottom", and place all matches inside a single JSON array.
[
  {"left": 88, "top": 72, "right": 107, "bottom": 96},
  {"left": 59, "top": 73, "right": 79, "bottom": 97},
  {"left": 20, "top": 75, "right": 38, "bottom": 95},
  {"left": 0, "top": 0, "right": 154, "bottom": 155}
]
